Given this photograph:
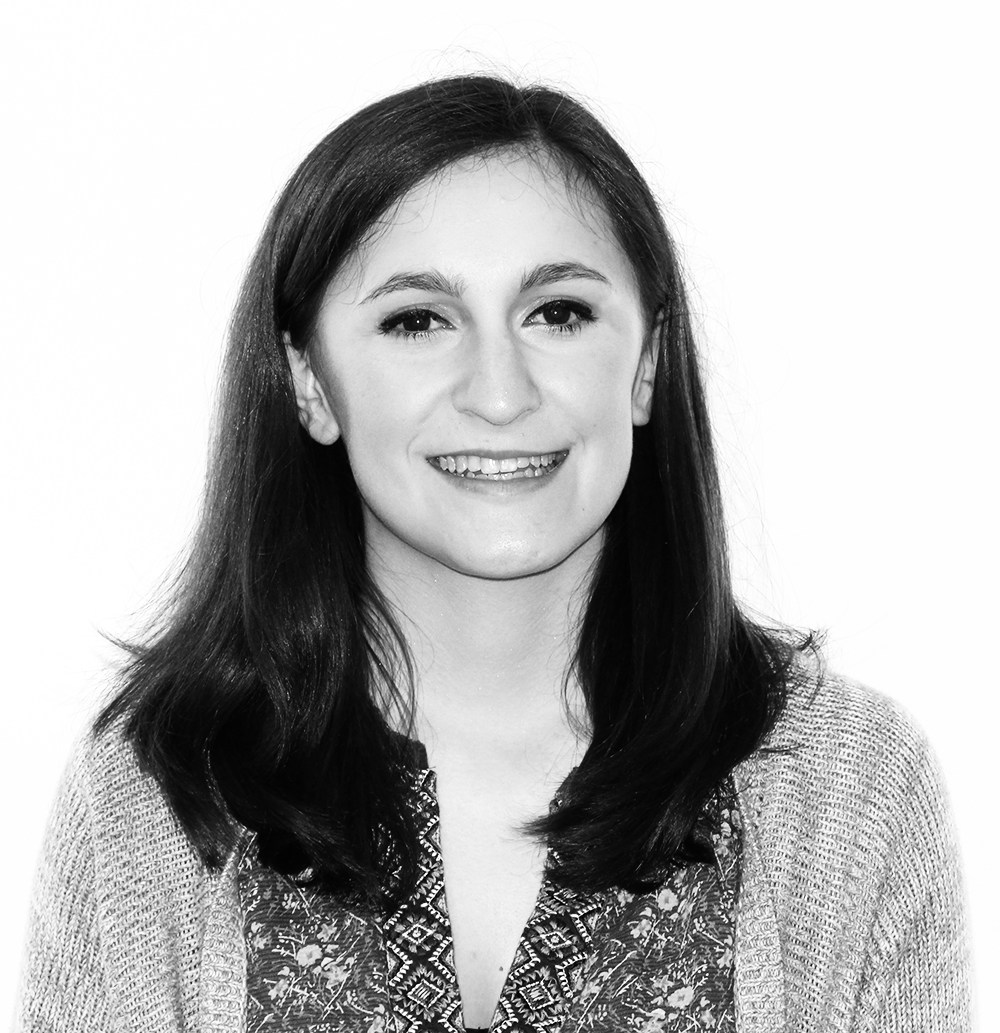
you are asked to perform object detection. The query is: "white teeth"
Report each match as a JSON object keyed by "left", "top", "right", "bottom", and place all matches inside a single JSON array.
[{"left": 429, "top": 450, "right": 567, "bottom": 479}]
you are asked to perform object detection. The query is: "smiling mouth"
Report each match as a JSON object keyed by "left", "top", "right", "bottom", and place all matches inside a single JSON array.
[{"left": 427, "top": 450, "right": 570, "bottom": 480}]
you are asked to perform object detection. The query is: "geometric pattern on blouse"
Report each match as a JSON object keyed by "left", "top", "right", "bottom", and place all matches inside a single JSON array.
[
  {"left": 489, "top": 873, "right": 601, "bottom": 1033},
  {"left": 239, "top": 762, "right": 741, "bottom": 1033},
  {"left": 382, "top": 768, "right": 464, "bottom": 1033},
  {"left": 386, "top": 769, "right": 603, "bottom": 1033}
]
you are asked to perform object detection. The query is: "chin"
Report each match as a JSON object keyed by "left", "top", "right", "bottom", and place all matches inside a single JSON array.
[
  {"left": 436, "top": 536, "right": 594, "bottom": 582},
  {"left": 459, "top": 560, "right": 560, "bottom": 582}
]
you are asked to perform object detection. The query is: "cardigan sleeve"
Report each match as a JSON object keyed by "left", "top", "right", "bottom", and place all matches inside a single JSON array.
[
  {"left": 14, "top": 739, "right": 114, "bottom": 1033},
  {"left": 854, "top": 729, "right": 973, "bottom": 1032}
]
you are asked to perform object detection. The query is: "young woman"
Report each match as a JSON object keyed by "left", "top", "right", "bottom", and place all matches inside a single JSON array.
[{"left": 15, "top": 75, "right": 970, "bottom": 1032}]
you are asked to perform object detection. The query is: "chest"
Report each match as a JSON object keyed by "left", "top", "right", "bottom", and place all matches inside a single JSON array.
[
  {"left": 238, "top": 770, "right": 741, "bottom": 1032},
  {"left": 434, "top": 782, "right": 551, "bottom": 1026}
]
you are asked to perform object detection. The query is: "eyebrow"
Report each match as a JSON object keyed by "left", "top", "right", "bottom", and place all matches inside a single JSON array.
[
  {"left": 361, "top": 270, "right": 466, "bottom": 304},
  {"left": 520, "top": 261, "right": 612, "bottom": 292},
  {"left": 360, "top": 261, "right": 611, "bottom": 304}
]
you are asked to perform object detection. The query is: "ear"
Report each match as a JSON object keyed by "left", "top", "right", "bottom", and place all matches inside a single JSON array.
[
  {"left": 284, "top": 333, "right": 341, "bottom": 445},
  {"left": 631, "top": 314, "right": 661, "bottom": 426}
]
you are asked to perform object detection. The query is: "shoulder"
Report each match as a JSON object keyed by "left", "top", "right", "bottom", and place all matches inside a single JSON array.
[
  {"left": 743, "top": 652, "right": 942, "bottom": 806},
  {"left": 50, "top": 719, "right": 209, "bottom": 910},
  {"left": 735, "top": 652, "right": 962, "bottom": 926},
  {"left": 62, "top": 720, "right": 186, "bottom": 838},
  {"left": 21, "top": 720, "right": 219, "bottom": 1031},
  {"left": 63, "top": 717, "right": 151, "bottom": 803},
  {"left": 730, "top": 661, "right": 971, "bottom": 1026}
]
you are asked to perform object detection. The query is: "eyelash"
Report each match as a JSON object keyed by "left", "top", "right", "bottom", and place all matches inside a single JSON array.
[{"left": 377, "top": 300, "right": 597, "bottom": 341}]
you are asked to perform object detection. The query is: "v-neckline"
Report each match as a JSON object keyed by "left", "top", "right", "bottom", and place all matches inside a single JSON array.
[
  {"left": 236, "top": 748, "right": 743, "bottom": 1033},
  {"left": 384, "top": 765, "right": 603, "bottom": 1033}
]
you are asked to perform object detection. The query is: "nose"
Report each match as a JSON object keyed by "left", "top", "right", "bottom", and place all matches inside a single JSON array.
[{"left": 452, "top": 327, "right": 542, "bottom": 426}]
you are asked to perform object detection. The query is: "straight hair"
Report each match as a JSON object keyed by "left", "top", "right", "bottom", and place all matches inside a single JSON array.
[{"left": 97, "top": 75, "right": 812, "bottom": 902}]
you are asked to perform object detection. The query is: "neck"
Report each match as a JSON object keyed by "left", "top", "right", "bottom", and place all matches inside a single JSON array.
[{"left": 366, "top": 531, "right": 599, "bottom": 759}]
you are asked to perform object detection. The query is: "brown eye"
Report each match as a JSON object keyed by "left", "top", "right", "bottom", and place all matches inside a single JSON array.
[
  {"left": 541, "top": 301, "right": 574, "bottom": 325},
  {"left": 526, "top": 300, "right": 595, "bottom": 334},
  {"left": 378, "top": 308, "right": 449, "bottom": 339},
  {"left": 399, "top": 309, "right": 433, "bottom": 332}
]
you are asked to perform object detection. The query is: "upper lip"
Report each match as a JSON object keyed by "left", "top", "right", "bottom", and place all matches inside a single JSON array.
[{"left": 427, "top": 448, "right": 569, "bottom": 459}]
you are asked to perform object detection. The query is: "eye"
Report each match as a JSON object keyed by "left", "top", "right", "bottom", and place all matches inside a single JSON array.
[
  {"left": 378, "top": 307, "right": 451, "bottom": 340},
  {"left": 525, "top": 299, "right": 596, "bottom": 335}
]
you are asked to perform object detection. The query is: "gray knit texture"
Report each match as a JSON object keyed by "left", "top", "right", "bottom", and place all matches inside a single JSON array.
[{"left": 14, "top": 666, "right": 972, "bottom": 1031}]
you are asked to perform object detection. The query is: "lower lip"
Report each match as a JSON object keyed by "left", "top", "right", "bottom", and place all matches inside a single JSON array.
[{"left": 428, "top": 454, "right": 568, "bottom": 493}]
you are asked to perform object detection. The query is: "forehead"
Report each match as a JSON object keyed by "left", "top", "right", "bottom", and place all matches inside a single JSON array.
[{"left": 330, "top": 151, "right": 634, "bottom": 298}]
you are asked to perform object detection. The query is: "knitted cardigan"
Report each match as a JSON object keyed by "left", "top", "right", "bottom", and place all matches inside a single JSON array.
[{"left": 14, "top": 669, "right": 972, "bottom": 1032}]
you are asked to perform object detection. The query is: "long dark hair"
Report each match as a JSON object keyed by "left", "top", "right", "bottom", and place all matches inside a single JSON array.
[{"left": 97, "top": 75, "right": 810, "bottom": 901}]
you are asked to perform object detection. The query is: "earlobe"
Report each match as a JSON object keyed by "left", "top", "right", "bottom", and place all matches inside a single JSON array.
[
  {"left": 631, "top": 351, "right": 655, "bottom": 426},
  {"left": 283, "top": 333, "right": 341, "bottom": 445},
  {"left": 631, "top": 313, "right": 663, "bottom": 426}
]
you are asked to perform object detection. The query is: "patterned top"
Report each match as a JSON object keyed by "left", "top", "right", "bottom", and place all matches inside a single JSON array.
[
  {"left": 17, "top": 669, "right": 973, "bottom": 1033},
  {"left": 238, "top": 753, "right": 742, "bottom": 1033}
]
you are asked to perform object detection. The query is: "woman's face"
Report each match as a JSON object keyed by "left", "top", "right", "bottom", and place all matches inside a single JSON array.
[{"left": 287, "top": 152, "right": 655, "bottom": 582}]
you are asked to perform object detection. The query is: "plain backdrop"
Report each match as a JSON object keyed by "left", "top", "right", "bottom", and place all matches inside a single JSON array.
[{"left": 2, "top": 0, "right": 995, "bottom": 1025}]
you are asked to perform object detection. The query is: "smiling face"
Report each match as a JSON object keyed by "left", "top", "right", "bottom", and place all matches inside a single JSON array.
[{"left": 286, "top": 151, "right": 655, "bottom": 583}]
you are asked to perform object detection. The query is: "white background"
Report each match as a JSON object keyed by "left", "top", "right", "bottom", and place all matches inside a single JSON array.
[{"left": 1, "top": 0, "right": 995, "bottom": 1025}]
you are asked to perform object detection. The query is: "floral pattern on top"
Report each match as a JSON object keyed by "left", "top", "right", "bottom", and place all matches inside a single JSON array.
[
  {"left": 239, "top": 765, "right": 741, "bottom": 1033},
  {"left": 568, "top": 786, "right": 741, "bottom": 1033}
]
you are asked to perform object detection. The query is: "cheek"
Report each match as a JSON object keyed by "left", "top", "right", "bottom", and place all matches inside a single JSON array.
[
  {"left": 323, "top": 360, "right": 396, "bottom": 444},
  {"left": 325, "top": 363, "right": 430, "bottom": 486},
  {"left": 570, "top": 351, "right": 640, "bottom": 450},
  {"left": 574, "top": 355, "right": 642, "bottom": 512}
]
